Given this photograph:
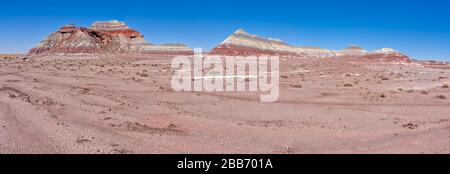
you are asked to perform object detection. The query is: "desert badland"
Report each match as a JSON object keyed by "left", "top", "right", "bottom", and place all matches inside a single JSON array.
[{"left": 0, "top": 20, "right": 449, "bottom": 154}]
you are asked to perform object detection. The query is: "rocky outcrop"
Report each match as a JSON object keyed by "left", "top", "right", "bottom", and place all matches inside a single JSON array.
[
  {"left": 210, "top": 29, "right": 308, "bottom": 57},
  {"left": 28, "top": 23, "right": 415, "bottom": 62},
  {"left": 210, "top": 29, "right": 355, "bottom": 58},
  {"left": 28, "top": 24, "right": 107, "bottom": 55},
  {"left": 337, "top": 45, "right": 368, "bottom": 57},
  {"left": 209, "top": 29, "right": 415, "bottom": 63},
  {"left": 360, "top": 48, "right": 411, "bottom": 62},
  {"left": 299, "top": 46, "right": 336, "bottom": 58},
  {"left": 419, "top": 60, "right": 450, "bottom": 70},
  {"left": 27, "top": 20, "right": 193, "bottom": 58}
]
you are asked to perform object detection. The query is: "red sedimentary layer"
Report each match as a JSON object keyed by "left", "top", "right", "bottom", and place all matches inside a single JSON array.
[
  {"left": 360, "top": 53, "right": 412, "bottom": 63},
  {"left": 420, "top": 61, "right": 450, "bottom": 70},
  {"left": 59, "top": 25, "right": 79, "bottom": 33},
  {"left": 95, "top": 28, "right": 142, "bottom": 38},
  {"left": 210, "top": 44, "right": 302, "bottom": 57}
]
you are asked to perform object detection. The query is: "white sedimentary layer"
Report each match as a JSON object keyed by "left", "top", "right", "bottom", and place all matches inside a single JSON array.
[{"left": 375, "top": 48, "right": 399, "bottom": 54}]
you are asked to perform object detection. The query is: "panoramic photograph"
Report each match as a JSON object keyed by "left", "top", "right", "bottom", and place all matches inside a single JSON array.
[{"left": 0, "top": 0, "right": 449, "bottom": 158}]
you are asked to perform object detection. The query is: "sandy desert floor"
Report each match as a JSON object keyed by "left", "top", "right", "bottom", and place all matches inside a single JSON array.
[{"left": 0, "top": 55, "right": 449, "bottom": 154}]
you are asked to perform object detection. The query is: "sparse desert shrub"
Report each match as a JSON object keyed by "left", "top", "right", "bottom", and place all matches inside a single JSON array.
[
  {"left": 402, "top": 123, "right": 418, "bottom": 130},
  {"left": 421, "top": 91, "right": 429, "bottom": 95},
  {"left": 140, "top": 73, "right": 148, "bottom": 77},
  {"left": 380, "top": 93, "right": 386, "bottom": 98},
  {"left": 343, "top": 83, "right": 353, "bottom": 87},
  {"left": 443, "top": 83, "right": 449, "bottom": 88},
  {"left": 381, "top": 77, "right": 390, "bottom": 81},
  {"left": 436, "top": 95, "right": 446, "bottom": 100}
]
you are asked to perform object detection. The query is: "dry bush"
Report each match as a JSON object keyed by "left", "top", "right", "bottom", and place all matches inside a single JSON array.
[
  {"left": 343, "top": 83, "right": 353, "bottom": 87},
  {"left": 291, "top": 84, "right": 302, "bottom": 88},
  {"left": 436, "top": 95, "right": 446, "bottom": 100}
]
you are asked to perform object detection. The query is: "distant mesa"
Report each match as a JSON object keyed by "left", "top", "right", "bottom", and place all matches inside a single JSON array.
[
  {"left": 375, "top": 48, "right": 400, "bottom": 54},
  {"left": 27, "top": 20, "right": 193, "bottom": 58},
  {"left": 27, "top": 23, "right": 413, "bottom": 63},
  {"left": 210, "top": 29, "right": 412, "bottom": 62},
  {"left": 418, "top": 60, "right": 450, "bottom": 70},
  {"left": 342, "top": 45, "right": 367, "bottom": 53},
  {"left": 210, "top": 28, "right": 294, "bottom": 57},
  {"left": 360, "top": 48, "right": 412, "bottom": 63},
  {"left": 299, "top": 46, "right": 327, "bottom": 51},
  {"left": 209, "top": 29, "right": 365, "bottom": 59},
  {"left": 210, "top": 29, "right": 333, "bottom": 58}
]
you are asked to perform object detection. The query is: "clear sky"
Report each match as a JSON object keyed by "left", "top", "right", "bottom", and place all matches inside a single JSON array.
[{"left": 1, "top": 0, "right": 449, "bottom": 60}]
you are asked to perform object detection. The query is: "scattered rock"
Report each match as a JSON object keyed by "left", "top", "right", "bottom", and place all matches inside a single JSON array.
[
  {"left": 435, "top": 95, "right": 446, "bottom": 100},
  {"left": 76, "top": 138, "right": 92, "bottom": 144},
  {"left": 402, "top": 123, "right": 418, "bottom": 130},
  {"left": 343, "top": 83, "right": 353, "bottom": 87},
  {"left": 111, "top": 121, "right": 183, "bottom": 135},
  {"left": 0, "top": 87, "right": 32, "bottom": 103},
  {"left": 112, "top": 148, "right": 133, "bottom": 154}
]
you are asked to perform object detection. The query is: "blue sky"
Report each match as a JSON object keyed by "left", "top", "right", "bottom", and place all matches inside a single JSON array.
[{"left": 0, "top": 0, "right": 449, "bottom": 60}]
